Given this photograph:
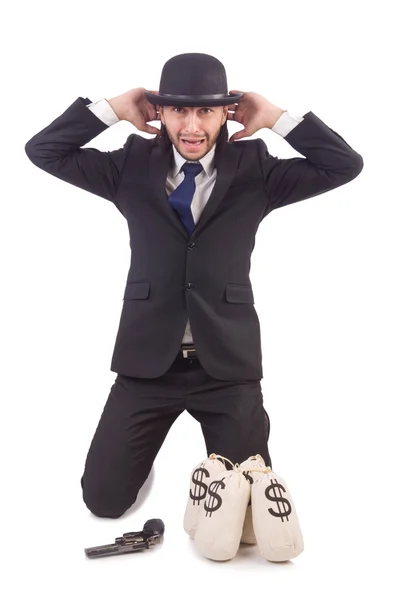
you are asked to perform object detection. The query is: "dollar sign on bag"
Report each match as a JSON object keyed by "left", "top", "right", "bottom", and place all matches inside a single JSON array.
[
  {"left": 204, "top": 477, "right": 225, "bottom": 517},
  {"left": 190, "top": 467, "right": 210, "bottom": 505},
  {"left": 242, "top": 471, "right": 253, "bottom": 506},
  {"left": 265, "top": 478, "right": 292, "bottom": 521}
]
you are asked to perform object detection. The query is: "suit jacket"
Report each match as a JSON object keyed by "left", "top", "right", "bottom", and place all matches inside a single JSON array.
[{"left": 25, "top": 97, "right": 363, "bottom": 381}]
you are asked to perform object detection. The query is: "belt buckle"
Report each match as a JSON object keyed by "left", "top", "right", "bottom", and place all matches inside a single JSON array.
[{"left": 182, "top": 344, "right": 196, "bottom": 358}]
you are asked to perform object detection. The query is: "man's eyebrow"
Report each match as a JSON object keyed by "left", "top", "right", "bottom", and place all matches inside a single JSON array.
[{"left": 169, "top": 106, "right": 213, "bottom": 109}]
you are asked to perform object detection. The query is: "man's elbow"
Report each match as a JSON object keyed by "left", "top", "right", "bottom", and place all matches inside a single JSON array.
[
  {"left": 348, "top": 152, "right": 364, "bottom": 180},
  {"left": 25, "top": 138, "right": 47, "bottom": 169},
  {"left": 25, "top": 139, "right": 38, "bottom": 164}
]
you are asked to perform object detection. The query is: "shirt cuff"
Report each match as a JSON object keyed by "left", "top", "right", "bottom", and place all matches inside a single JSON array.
[
  {"left": 87, "top": 98, "right": 120, "bottom": 126},
  {"left": 271, "top": 110, "right": 304, "bottom": 137}
]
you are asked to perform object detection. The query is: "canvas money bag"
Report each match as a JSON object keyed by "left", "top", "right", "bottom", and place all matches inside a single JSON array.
[
  {"left": 248, "top": 464, "right": 304, "bottom": 561},
  {"left": 183, "top": 453, "right": 227, "bottom": 539},
  {"left": 194, "top": 457, "right": 250, "bottom": 561},
  {"left": 238, "top": 454, "right": 269, "bottom": 544}
]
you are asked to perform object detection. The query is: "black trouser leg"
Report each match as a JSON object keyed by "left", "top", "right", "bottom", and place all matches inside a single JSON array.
[
  {"left": 185, "top": 369, "right": 272, "bottom": 468},
  {"left": 81, "top": 368, "right": 185, "bottom": 518}
]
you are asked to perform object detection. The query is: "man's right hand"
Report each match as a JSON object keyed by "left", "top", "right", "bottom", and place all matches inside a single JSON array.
[{"left": 107, "top": 88, "right": 161, "bottom": 135}]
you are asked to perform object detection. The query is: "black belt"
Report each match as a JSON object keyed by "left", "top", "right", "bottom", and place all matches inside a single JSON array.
[{"left": 179, "top": 343, "right": 198, "bottom": 359}]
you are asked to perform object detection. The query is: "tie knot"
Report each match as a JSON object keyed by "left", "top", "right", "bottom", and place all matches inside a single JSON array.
[{"left": 182, "top": 162, "right": 203, "bottom": 178}]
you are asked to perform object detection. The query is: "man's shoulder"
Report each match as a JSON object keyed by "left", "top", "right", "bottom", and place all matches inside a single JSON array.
[
  {"left": 125, "top": 132, "right": 154, "bottom": 147},
  {"left": 122, "top": 133, "right": 163, "bottom": 157},
  {"left": 228, "top": 138, "right": 267, "bottom": 154},
  {"left": 229, "top": 138, "right": 260, "bottom": 147}
]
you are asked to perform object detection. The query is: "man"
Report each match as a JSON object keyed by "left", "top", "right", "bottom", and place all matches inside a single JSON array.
[{"left": 24, "top": 53, "right": 363, "bottom": 519}]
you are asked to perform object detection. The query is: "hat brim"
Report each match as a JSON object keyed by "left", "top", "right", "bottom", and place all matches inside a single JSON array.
[{"left": 145, "top": 91, "right": 243, "bottom": 107}]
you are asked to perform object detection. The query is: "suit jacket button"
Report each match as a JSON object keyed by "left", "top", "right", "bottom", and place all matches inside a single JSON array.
[
  {"left": 185, "top": 283, "right": 194, "bottom": 291},
  {"left": 188, "top": 242, "right": 196, "bottom": 249}
]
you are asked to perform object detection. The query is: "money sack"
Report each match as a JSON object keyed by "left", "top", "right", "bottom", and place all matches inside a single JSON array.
[
  {"left": 238, "top": 454, "right": 268, "bottom": 544},
  {"left": 251, "top": 467, "right": 304, "bottom": 561},
  {"left": 194, "top": 468, "right": 250, "bottom": 561},
  {"left": 183, "top": 453, "right": 226, "bottom": 539}
]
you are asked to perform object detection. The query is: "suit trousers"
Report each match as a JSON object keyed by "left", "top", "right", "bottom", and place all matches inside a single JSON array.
[{"left": 80, "top": 349, "right": 272, "bottom": 518}]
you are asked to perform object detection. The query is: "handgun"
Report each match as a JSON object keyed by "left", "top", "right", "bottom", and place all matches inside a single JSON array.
[{"left": 84, "top": 518, "right": 164, "bottom": 558}]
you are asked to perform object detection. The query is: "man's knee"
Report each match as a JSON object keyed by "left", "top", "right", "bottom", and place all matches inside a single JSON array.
[{"left": 80, "top": 476, "right": 138, "bottom": 518}]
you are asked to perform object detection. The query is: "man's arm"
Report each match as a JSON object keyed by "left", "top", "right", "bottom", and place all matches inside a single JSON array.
[
  {"left": 24, "top": 97, "right": 135, "bottom": 204},
  {"left": 258, "top": 111, "right": 364, "bottom": 215}
]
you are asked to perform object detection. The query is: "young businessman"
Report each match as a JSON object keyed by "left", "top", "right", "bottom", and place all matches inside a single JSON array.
[{"left": 25, "top": 53, "right": 363, "bottom": 518}]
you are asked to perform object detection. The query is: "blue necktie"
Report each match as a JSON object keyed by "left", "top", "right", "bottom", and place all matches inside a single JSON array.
[{"left": 168, "top": 162, "right": 203, "bottom": 236}]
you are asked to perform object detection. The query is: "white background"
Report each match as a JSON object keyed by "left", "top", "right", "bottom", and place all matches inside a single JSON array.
[{"left": 1, "top": 0, "right": 396, "bottom": 598}]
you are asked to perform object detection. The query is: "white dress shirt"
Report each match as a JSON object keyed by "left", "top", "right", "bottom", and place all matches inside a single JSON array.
[{"left": 87, "top": 99, "right": 304, "bottom": 345}]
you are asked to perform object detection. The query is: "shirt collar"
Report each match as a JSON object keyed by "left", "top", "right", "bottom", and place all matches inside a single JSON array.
[{"left": 171, "top": 142, "right": 216, "bottom": 178}]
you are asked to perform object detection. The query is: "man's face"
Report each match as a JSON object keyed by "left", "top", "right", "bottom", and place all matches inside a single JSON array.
[{"left": 159, "top": 105, "right": 228, "bottom": 160}]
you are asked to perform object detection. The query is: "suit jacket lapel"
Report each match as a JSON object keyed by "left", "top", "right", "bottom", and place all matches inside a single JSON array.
[{"left": 149, "top": 141, "right": 240, "bottom": 238}]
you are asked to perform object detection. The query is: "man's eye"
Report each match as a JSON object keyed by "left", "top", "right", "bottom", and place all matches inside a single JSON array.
[{"left": 172, "top": 107, "right": 211, "bottom": 113}]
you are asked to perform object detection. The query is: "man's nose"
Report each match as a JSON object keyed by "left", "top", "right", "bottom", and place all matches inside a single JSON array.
[{"left": 185, "top": 112, "right": 201, "bottom": 131}]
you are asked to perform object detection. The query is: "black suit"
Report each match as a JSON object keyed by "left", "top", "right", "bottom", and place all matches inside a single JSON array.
[{"left": 25, "top": 98, "right": 363, "bottom": 517}]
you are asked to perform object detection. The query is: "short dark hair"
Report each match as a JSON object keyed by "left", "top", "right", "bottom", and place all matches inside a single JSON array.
[{"left": 155, "top": 114, "right": 230, "bottom": 163}]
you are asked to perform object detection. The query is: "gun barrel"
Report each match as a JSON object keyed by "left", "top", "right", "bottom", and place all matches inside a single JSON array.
[{"left": 85, "top": 540, "right": 148, "bottom": 558}]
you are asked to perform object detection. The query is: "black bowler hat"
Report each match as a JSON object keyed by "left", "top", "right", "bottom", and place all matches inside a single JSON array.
[{"left": 144, "top": 53, "right": 243, "bottom": 107}]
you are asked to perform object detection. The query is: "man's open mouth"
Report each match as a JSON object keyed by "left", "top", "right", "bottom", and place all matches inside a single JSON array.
[{"left": 181, "top": 139, "right": 205, "bottom": 147}]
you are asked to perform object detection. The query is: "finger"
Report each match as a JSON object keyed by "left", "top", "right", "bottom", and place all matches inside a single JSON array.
[
  {"left": 229, "top": 90, "right": 245, "bottom": 95},
  {"left": 143, "top": 125, "right": 162, "bottom": 135},
  {"left": 147, "top": 108, "right": 161, "bottom": 121},
  {"left": 149, "top": 126, "right": 162, "bottom": 135},
  {"left": 229, "top": 129, "right": 247, "bottom": 142},
  {"left": 227, "top": 111, "right": 237, "bottom": 120}
]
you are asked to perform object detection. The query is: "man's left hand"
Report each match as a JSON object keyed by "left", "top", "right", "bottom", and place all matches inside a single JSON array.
[{"left": 227, "top": 91, "right": 285, "bottom": 142}]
